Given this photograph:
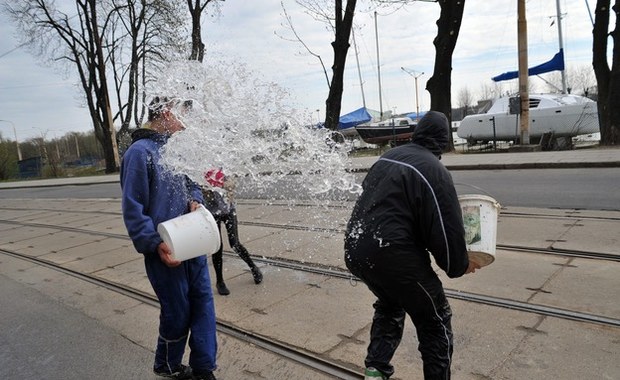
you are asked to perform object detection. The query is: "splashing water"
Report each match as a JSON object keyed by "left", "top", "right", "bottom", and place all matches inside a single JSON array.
[{"left": 149, "top": 60, "right": 361, "bottom": 248}]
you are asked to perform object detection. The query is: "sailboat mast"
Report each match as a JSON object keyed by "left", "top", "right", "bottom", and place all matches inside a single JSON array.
[
  {"left": 555, "top": 0, "right": 568, "bottom": 93},
  {"left": 352, "top": 28, "right": 367, "bottom": 109},
  {"left": 374, "top": 11, "right": 384, "bottom": 120}
]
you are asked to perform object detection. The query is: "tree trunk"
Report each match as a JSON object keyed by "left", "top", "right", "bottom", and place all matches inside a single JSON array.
[
  {"left": 324, "top": 0, "right": 357, "bottom": 131},
  {"left": 593, "top": 0, "right": 620, "bottom": 145},
  {"left": 89, "top": 0, "right": 119, "bottom": 172},
  {"left": 188, "top": 0, "right": 206, "bottom": 62},
  {"left": 426, "top": 0, "right": 466, "bottom": 151},
  {"left": 607, "top": 1, "right": 620, "bottom": 144},
  {"left": 593, "top": 0, "right": 611, "bottom": 143}
]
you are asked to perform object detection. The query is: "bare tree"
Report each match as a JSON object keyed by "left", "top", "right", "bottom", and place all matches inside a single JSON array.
[
  {"left": 278, "top": 2, "right": 330, "bottom": 88},
  {"left": 186, "top": 0, "right": 223, "bottom": 62},
  {"left": 592, "top": 0, "right": 620, "bottom": 145},
  {"left": 544, "top": 65, "right": 597, "bottom": 96},
  {"left": 425, "top": 0, "right": 466, "bottom": 151},
  {"left": 107, "top": 0, "right": 187, "bottom": 153},
  {"left": 0, "top": 134, "right": 18, "bottom": 180},
  {"left": 5, "top": 1, "right": 120, "bottom": 172},
  {"left": 456, "top": 87, "right": 473, "bottom": 116},
  {"left": 324, "top": 1, "right": 357, "bottom": 130},
  {"left": 375, "top": 0, "right": 467, "bottom": 149},
  {"left": 289, "top": 0, "right": 358, "bottom": 131}
]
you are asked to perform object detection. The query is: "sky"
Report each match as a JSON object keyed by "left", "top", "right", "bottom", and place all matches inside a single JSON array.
[{"left": 0, "top": 0, "right": 603, "bottom": 141}]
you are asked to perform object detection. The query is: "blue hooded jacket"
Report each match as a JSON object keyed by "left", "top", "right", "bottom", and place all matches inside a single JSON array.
[{"left": 120, "top": 129, "right": 204, "bottom": 255}]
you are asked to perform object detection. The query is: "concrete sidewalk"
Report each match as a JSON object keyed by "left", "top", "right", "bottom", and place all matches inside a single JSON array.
[
  {"left": 350, "top": 146, "right": 620, "bottom": 171},
  {"left": 1, "top": 146, "right": 619, "bottom": 189},
  {"left": 0, "top": 198, "right": 619, "bottom": 379}
]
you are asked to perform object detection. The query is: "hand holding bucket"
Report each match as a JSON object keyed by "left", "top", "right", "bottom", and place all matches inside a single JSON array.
[{"left": 157, "top": 205, "right": 221, "bottom": 262}]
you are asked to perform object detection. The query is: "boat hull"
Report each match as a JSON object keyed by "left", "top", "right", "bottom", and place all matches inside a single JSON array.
[
  {"left": 457, "top": 95, "right": 600, "bottom": 143},
  {"left": 355, "top": 117, "right": 417, "bottom": 145},
  {"left": 355, "top": 126, "right": 414, "bottom": 144}
]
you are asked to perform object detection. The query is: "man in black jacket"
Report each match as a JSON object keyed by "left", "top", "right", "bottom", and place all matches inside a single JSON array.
[{"left": 344, "top": 111, "right": 481, "bottom": 380}]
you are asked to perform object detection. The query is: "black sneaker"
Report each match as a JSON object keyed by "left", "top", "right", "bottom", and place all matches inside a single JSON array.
[
  {"left": 193, "top": 370, "right": 217, "bottom": 380},
  {"left": 153, "top": 364, "right": 193, "bottom": 379},
  {"left": 216, "top": 281, "right": 230, "bottom": 296},
  {"left": 251, "top": 266, "right": 263, "bottom": 284}
]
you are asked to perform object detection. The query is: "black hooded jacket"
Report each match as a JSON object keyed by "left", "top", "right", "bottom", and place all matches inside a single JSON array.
[{"left": 345, "top": 111, "right": 469, "bottom": 278}]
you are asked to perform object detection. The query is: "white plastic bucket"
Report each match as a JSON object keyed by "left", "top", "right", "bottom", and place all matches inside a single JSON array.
[
  {"left": 157, "top": 205, "right": 221, "bottom": 261},
  {"left": 458, "top": 194, "right": 501, "bottom": 267}
]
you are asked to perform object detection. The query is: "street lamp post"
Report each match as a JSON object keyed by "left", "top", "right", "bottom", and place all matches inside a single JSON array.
[
  {"left": 0, "top": 119, "right": 22, "bottom": 161},
  {"left": 401, "top": 67, "right": 424, "bottom": 119}
]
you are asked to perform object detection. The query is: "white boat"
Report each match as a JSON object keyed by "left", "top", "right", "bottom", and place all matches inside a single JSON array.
[{"left": 456, "top": 93, "right": 599, "bottom": 144}]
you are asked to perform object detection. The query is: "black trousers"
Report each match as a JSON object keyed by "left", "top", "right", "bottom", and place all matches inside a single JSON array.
[
  {"left": 345, "top": 238, "right": 453, "bottom": 380},
  {"left": 212, "top": 210, "right": 255, "bottom": 283}
]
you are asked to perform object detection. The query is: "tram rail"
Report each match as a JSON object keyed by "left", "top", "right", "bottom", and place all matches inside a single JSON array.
[{"left": 0, "top": 248, "right": 363, "bottom": 380}]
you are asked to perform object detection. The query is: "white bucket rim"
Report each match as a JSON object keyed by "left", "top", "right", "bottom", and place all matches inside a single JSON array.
[{"left": 458, "top": 194, "right": 501, "bottom": 209}]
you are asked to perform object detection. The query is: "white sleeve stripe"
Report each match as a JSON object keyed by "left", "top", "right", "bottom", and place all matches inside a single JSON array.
[{"left": 378, "top": 157, "right": 451, "bottom": 272}]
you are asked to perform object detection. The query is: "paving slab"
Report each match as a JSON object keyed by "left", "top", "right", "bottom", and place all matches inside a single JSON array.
[
  {"left": 495, "top": 317, "right": 620, "bottom": 380},
  {"left": 17, "top": 210, "right": 95, "bottom": 226},
  {"left": 531, "top": 257, "right": 620, "bottom": 319},
  {"left": 244, "top": 228, "right": 344, "bottom": 267},
  {"left": 0, "top": 222, "right": 18, "bottom": 232},
  {"left": 332, "top": 300, "right": 546, "bottom": 380},
  {"left": 552, "top": 218, "right": 620, "bottom": 254},
  {"left": 62, "top": 245, "right": 141, "bottom": 273},
  {"left": 92, "top": 258, "right": 149, "bottom": 287},
  {"left": 439, "top": 249, "right": 573, "bottom": 302},
  {"left": 38, "top": 237, "right": 131, "bottom": 265},
  {"left": 214, "top": 334, "right": 335, "bottom": 380},
  {"left": 72, "top": 215, "right": 128, "bottom": 235},
  {"left": 59, "top": 213, "right": 121, "bottom": 229},
  {"left": 3, "top": 230, "right": 94, "bottom": 257},
  {"left": 232, "top": 277, "right": 371, "bottom": 354},
  {"left": 243, "top": 228, "right": 312, "bottom": 259},
  {"left": 221, "top": 224, "right": 279, "bottom": 248},
  {"left": 496, "top": 214, "right": 577, "bottom": 249},
  {"left": 212, "top": 260, "right": 316, "bottom": 325},
  {"left": 0, "top": 209, "right": 48, "bottom": 221},
  {"left": 0, "top": 225, "right": 59, "bottom": 246}
]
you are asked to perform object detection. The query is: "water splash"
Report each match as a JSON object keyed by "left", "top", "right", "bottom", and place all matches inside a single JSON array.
[{"left": 148, "top": 60, "right": 361, "bottom": 263}]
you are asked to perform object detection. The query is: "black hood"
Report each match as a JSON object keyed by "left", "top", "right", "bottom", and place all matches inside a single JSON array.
[
  {"left": 130, "top": 128, "right": 168, "bottom": 144},
  {"left": 410, "top": 111, "right": 449, "bottom": 158}
]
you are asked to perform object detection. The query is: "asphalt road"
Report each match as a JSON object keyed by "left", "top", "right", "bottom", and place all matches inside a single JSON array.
[
  {"left": 0, "top": 273, "right": 154, "bottom": 379},
  {"left": 0, "top": 168, "right": 619, "bottom": 211}
]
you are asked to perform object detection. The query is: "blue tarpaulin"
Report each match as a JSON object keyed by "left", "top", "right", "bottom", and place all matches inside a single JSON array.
[
  {"left": 405, "top": 111, "right": 427, "bottom": 120},
  {"left": 338, "top": 107, "right": 372, "bottom": 130},
  {"left": 492, "top": 49, "right": 565, "bottom": 82}
]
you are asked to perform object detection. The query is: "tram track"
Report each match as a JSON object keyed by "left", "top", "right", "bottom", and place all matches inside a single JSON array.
[
  {"left": 2, "top": 203, "right": 620, "bottom": 222},
  {"left": 1, "top": 217, "right": 618, "bottom": 329},
  {"left": 0, "top": 248, "right": 363, "bottom": 380},
  {"left": 1, "top": 216, "right": 618, "bottom": 264},
  {"left": 1, "top": 200, "right": 619, "bottom": 331},
  {"left": 240, "top": 253, "right": 620, "bottom": 329}
]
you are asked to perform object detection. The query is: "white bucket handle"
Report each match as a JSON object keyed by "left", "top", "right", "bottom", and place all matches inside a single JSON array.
[{"left": 454, "top": 182, "right": 498, "bottom": 200}]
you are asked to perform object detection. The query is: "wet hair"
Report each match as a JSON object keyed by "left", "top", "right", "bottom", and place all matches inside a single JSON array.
[{"left": 148, "top": 96, "right": 176, "bottom": 122}]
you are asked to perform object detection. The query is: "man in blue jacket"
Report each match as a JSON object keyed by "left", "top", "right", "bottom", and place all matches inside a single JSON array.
[
  {"left": 344, "top": 111, "right": 481, "bottom": 380},
  {"left": 121, "top": 97, "right": 217, "bottom": 380}
]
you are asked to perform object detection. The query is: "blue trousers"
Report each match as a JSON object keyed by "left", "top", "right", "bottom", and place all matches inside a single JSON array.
[{"left": 144, "top": 254, "right": 217, "bottom": 374}]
